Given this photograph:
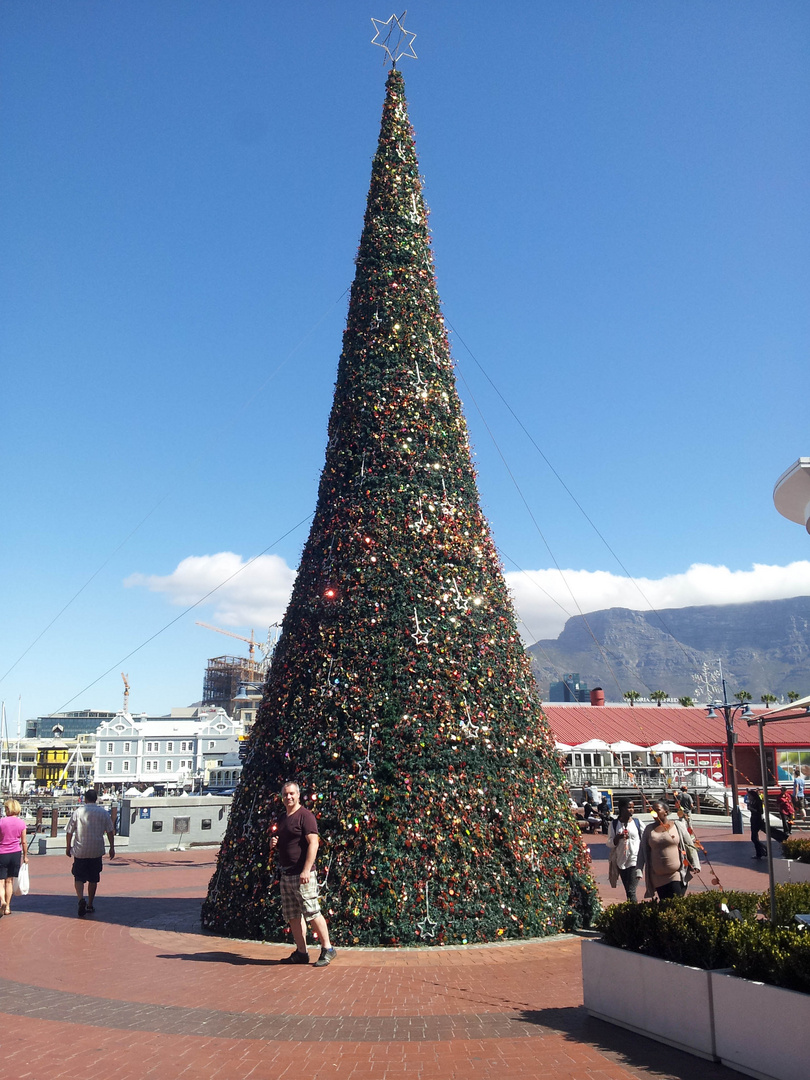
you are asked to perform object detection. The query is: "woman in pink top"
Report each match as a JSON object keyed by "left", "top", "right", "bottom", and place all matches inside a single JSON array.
[{"left": 0, "top": 798, "right": 29, "bottom": 915}]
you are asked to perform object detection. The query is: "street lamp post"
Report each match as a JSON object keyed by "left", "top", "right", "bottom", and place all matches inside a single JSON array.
[
  {"left": 746, "top": 701, "right": 810, "bottom": 923},
  {"left": 706, "top": 678, "right": 753, "bottom": 834}
]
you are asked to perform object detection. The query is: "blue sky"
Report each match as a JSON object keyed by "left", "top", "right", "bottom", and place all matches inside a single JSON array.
[{"left": 2, "top": 1, "right": 809, "bottom": 726}]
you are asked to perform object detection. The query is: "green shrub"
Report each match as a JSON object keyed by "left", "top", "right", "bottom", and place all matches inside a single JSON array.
[
  {"left": 728, "top": 922, "right": 810, "bottom": 994},
  {"left": 596, "top": 892, "right": 757, "bottom": 970},
  {"left": 596, "top": 900, "right": 661, "bottom": 954},
  {"left": 781, "top": 837, "right": 810, "bottom": 864},
  {"left": 760, "top": 882, "right": 810, "bottom": 926}
]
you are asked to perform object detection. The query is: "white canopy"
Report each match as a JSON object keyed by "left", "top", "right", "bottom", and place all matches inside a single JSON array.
[
  {"left": 554, "top": 742, "right": 574, "bottom": 752},
  {"left": 573, "top": 738, "right": 612, "bottom": 752},
  {"left": 124, "top": 787, "right": 141, "bottom": 797},
  {"left": 608, "top": 740, "right": 648, "bottom": 754},
  {"left": 648, "top": 740, "right": 695, "bottom": 754}
]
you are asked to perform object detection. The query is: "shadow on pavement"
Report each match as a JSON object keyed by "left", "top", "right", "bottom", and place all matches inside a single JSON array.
[
  {"left": 156, "top": 950, "right": 280, "bottom": 966},
  {"left": 19, "top": 893, "right": 204, "bottom": 929},
  {"left": 517, "top": 1007, "right": 732, "bottom": 1079}
]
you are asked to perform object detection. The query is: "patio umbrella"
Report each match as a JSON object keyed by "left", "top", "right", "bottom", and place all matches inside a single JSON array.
[
  {"left": 647, "top": 741, "right": 695, "bottom": 754},
  {"left": 608, "top": 740, "right": 648, "bottom": 754},
  {"left": 573, "top": 739, "right": 612, "bottom": 751}
]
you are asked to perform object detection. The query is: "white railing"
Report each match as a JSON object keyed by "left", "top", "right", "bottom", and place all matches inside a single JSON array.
[{"left": 565, "top": 766, "right": 718, "bottom": 791}]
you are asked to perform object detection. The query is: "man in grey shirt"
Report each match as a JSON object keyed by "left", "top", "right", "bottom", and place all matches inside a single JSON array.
[{"left": 66, "top": 789, "right": 115, "bottom": 917}]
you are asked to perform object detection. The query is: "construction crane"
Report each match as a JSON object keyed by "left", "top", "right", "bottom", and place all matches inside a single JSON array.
[
  {"left": 195, "top": 622, "right": 262, "bottom": 662},
  {"left": 121, "top": 672, "right": 130, "bottom": 714}
]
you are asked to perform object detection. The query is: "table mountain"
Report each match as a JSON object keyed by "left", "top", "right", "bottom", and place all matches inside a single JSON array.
[{"left": 527, "top": 595, "right": 810, "bottom": 701}]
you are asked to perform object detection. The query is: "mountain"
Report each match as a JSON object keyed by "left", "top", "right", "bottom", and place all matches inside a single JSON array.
[{"left": 527, "top": 595, "right": 810, "bottom": 702}]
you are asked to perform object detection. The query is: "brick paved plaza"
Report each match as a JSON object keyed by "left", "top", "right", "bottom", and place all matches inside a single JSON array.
[{"left": 0, "top": 824, "right": 775, "bottom": 1079}]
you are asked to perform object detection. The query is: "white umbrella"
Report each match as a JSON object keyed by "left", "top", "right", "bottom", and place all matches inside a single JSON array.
[
  {"left": 648, "top": 741, "right": 695, "bottom": 754},
  {"left": 573, "top": 738, "right": 612, "bottom": 751},
  {"left": 124, "top": 787, "right": 141, "bottom": 797},
  {"left": 608, "top": 740, "right": 647, "bottom": 754}
]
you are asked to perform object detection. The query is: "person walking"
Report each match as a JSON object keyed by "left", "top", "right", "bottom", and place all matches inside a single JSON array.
[
  {"left": 747, "top": 787, "right": 767, "bottom": 859},
  {"left": 0, "top": 799, "right": 29, "bottom": 916},
  {"left": 778, "top": 787, "right": 795, "bottom": 838},
  {"left": 270, "top": 780, "right": 336, "bottom": 967},
  {"left": 793, "top": 768, "right": 806, "bottom": 821},
  {"left": 638, "top": 799, "right": 700, "bottom": 900},
  {"left": 607, "top": 798, "right": 643, "bottom": 902},
  {"left": 65, "top": 789, "right": 115, "bottom": 916},
  {"left": 675, "top": 785, "right": 694, "bottom": 822}
]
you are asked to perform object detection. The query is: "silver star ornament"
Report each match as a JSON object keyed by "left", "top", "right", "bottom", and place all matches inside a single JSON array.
[{"left": 371, "top": 12, "right": 417, "bottom": 66}]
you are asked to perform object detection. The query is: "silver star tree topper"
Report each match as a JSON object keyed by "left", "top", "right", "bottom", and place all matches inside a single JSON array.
[{"left": 371, "top": 12, "right": 417, "bottom": 66}]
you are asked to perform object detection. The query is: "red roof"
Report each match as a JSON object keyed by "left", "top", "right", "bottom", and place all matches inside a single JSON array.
[{"left": 543, "top": 704, "right": 810, "bottom": 749}]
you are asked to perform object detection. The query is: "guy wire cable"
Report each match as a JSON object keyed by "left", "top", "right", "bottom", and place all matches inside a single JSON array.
[
  {"left": 448, "top": 318, "right": 702, "bottom": 672},
  {"left": 44, "top": 514, "right": 312, "bottom": 718},
  {"left": 456, "top": 366, "right": 630, "bottom": 702},
  {"left": 1, "top": 286, "right": 349, "bottom": 690}
]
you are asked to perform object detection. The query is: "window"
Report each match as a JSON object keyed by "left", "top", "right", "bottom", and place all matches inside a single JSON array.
[
  {"left": 123, "top": 761, "right": 130, "bottom": 772},
  {"left": 124, "top": 742, "right": 130, "bottom": 753},
  {"left": 180, "top": 741, "right": 188, "bottom": 752},
  {"left": 107, "top": 742, "right": 113, "bottom": 753},
  {"left": 166, "top": 742, "right": 173, "bottom": 752},
  {"left": 152, "top": 821, "right": 163, "bottom": 832},
  {"left": 201, "top": 819, "right": 212, "bottom": 830},
  {"left": 208, "top": 741, "right": 215, "bottom": 750},
  {"left": 145, "top": 761, "right": 151, "bottom": 771},
  {"left": 166, "top": 761, "right": 173, "bottom": 771},
  {"left": 106, "top": 762, "right": 113, "bottom": 773},
  {"left": 152, "top": 760, "right": 158, "bottom": 770},
  {"left": 218, "top": 760, "right": 223, "bottom": 767}
]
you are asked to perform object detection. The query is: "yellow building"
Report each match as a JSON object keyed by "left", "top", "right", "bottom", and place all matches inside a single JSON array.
[{"left": 36, "top": 742, "right": 70, "bottom": 787}]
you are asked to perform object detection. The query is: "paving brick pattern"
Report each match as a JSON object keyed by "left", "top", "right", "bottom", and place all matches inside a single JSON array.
[{"left": 0, "top": 824, "right": 774, "bottom": 1078}]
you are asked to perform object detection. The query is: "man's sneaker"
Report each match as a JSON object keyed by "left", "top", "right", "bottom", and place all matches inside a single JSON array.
[
  {"left": 314, "top": 947, "right": 337, "bottom": 968},
  {"left": 77, "top": 898, "right": 87, "bottom": 918},
  {"left": 280, "top": 949, "right": 309, "bottom": 964}
]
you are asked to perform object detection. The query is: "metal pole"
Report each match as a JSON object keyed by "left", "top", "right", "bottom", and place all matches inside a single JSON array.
[
  {"left": 756, "top": 717, "right": 777, "bottom": 923},
  {"left": 721, "top": 680, "right": 743, "bottom": 833}
]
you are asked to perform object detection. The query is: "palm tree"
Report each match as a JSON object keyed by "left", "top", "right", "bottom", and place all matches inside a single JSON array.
[
  {"left": 760, "top": 694, "right": 777, "bottom": 708},
  {"left": 788, "top": 691, "right": 801, "bottom": 703},
  {"left": 623, "top": 690, "right": 641, "bottom": 707},
  {"left": 678, "top": 696, "right": 695, "bottom": 708},
  {"left": 734, "top": 690, "right": 753, "bottom": 704},
  {"left": 650, "top": 690, "right": 667, "bottom": 707}
]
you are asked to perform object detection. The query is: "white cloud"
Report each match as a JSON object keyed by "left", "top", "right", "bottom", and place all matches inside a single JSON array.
[
  {"left": 506, "top": 561, "right": 810, "bottom": 642},
  {"left": 126, "top": 553, "right": 810, "bottom": 647},
  {"left": 125, "top": 553, "right": 297, "bottom": 629}
]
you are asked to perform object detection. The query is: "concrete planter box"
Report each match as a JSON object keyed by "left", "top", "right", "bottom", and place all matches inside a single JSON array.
[
  {"left": 712, "top": 970, "right": 810, "bottom": 1080},
  {"left": 581, "top": 939, "right": 716, "bottom": 1059}
]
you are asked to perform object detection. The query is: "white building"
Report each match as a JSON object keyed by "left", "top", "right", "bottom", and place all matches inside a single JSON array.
[{"left": 95, "top": 706, "right": 241, "bottom": 789}]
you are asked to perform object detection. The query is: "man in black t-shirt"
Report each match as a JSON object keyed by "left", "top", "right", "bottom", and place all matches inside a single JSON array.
[{"left": 270, "top": 780, "right": 336, "bottom": 967}]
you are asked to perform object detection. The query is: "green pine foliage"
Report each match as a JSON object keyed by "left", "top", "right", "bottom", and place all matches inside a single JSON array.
[{"left": 201, "top": 68, "right": 598, "bottom": 946}]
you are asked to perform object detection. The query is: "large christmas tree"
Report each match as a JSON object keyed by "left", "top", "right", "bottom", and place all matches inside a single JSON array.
[{"left": 202, "top": 67, "right": 598, "bottom": 946}]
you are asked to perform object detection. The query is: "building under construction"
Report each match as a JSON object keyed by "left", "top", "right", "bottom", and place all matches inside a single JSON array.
[{"left": 202, "top": 655, "right": 265, "bottom": 712}]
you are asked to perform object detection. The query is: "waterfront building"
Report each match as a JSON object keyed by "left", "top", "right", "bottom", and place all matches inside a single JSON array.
[
  {"left": 26, "top": 709, "right": 117, "bottom": 740},
  {"left": 94, "top": 706, "right": 242, "bottom": 789}
]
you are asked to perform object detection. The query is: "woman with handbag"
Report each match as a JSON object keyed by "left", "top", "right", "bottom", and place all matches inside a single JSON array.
[
  {"left": 607, "top": 797, "right": 643, "bottom": 902},
  {"left": 638, "top": 798, "right": 700, "bottom": 900},
  {"left": 0, "top": 798, "right": 29, "bottom": 915}
]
